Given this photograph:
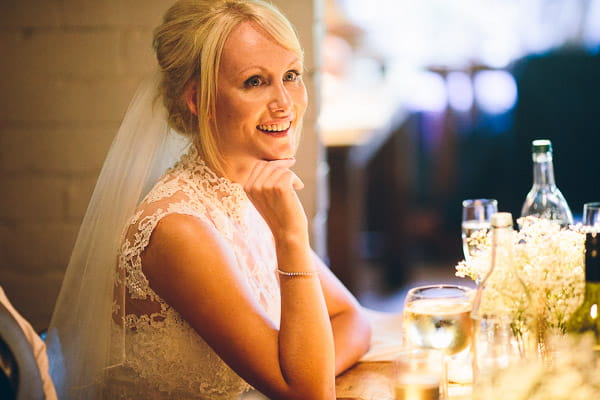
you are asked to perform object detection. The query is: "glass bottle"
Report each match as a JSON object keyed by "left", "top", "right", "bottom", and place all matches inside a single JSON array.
[
  {"left": 520, "top": 139, "right": 573, "bottom": 226},
  {"left": 471, "top": 212, "right": 537, "bottom": 396},
  {"left": 566, "top": 232, "right": 600, "bottom": 349}
]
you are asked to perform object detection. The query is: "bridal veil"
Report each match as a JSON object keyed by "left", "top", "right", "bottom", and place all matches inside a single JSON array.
[{"left": 46, "top": 72, "right": 190, "bottom": 399}]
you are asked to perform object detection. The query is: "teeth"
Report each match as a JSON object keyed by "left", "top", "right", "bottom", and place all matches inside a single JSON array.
[{"left": 257, "top": 121, "right": 291, "bottom": 132}]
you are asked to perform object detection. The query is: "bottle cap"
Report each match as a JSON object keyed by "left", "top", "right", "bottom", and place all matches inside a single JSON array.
[
  {"left": 491, "top": 212, "right": 513, "bottom": 228},
  {"left": 532, "top": 139, "right": 552, "bottom": 153}
]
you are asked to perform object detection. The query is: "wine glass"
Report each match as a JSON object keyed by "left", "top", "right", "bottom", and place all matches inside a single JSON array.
[
  {"left": 462, "top": 199, "right": 497, "bottom": 262},
  {"left": 403, "top": 285, "right": 473, "bottom": 399},
  {"left": 583, "top": 202, "right": 600, "bottom": 230}
]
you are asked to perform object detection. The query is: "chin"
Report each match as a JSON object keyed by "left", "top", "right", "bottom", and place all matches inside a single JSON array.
[
  {"left": 261, "top": 154, "right": 294, "bottom": 161},
  {"left": 262, "top": 143, "right": 296, "bottom": 161}
]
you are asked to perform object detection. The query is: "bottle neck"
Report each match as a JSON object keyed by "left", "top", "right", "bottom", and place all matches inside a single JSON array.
[
  {"left": 487, "top": 225, "right": 515, "bottom": 276},
  {"left": 532, "top": 151, "right": 556, "bottom": 187}
]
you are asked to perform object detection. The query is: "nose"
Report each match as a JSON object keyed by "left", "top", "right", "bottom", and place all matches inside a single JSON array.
[{"left": 268, "top": 82, "right": 292, "bottom": 114}]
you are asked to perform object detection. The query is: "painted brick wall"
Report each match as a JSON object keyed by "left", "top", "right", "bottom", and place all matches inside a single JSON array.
[{"left": 0, "top": 0, "right": 323, "bottom": 331}]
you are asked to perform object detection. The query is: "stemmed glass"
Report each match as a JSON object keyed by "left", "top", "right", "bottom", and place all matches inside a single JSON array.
[
  {"left": 583, "top": 202, "right": 600, "bottom": 230},
  {"left": 403, "top": 285, "right": 473, "bottom": 399},
  {"left": 461, "top": 199, "right": 497, "bottom": 262}
]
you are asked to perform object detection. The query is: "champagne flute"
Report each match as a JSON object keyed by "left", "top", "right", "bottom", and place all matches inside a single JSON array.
[
  {"left": 461, "top": 199, "right": 497, "bottom": 262},
  {"left": 583, "top": 202, "right": 600, "bottom": 230},
  {"left": 403, "top": 285, "right": 473, "bottom": 399}
]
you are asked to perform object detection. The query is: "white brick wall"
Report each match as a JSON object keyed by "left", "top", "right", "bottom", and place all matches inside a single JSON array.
[
  {"left": 0, "top": 0, "right": 323, "bottom": 331},
  {"left": 0, "top": 1, "right": 62, "bottom": 28},
  {"left": 0, "top": 125, "right": 116, "bottom": 173}
]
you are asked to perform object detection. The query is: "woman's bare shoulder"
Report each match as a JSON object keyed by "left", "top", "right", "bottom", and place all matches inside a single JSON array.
[{"left": 147, "top": 212, "right": 226, "bottom": 259}]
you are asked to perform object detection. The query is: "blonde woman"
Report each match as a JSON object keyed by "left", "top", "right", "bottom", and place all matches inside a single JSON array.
[{"left": 47, "top": 1, "right": 371, "bottom": 399}]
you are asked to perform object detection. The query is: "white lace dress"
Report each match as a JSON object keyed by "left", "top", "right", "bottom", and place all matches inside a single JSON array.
[{"left": 105, "top": 149, "right": 281, "bottom": 400}]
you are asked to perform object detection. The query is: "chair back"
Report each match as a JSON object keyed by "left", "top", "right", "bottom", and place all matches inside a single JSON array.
[{"left": 0, "top": 304, "right": 44, "bottom": 400}]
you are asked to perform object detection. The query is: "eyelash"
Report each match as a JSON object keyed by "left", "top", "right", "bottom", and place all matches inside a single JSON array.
[
  {"left": 244, "top": 70, "right": 302, "bottom": 88},
  {"left": 284, "top": 70, "right": 301, "bottom": 82}
]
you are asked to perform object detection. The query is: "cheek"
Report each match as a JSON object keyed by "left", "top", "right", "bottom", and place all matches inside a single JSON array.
[
  {"left": 215, "top": 95, "right": 236, "bottom": 122},
  {"left": 219, "top": 91, "right": 259, "bottom": 118},
  {"left": 215, "top": 97, "right": 246, "bottom": 134},
  {"left": 294, "top": 86, "right": 308, "bottom": 116}
]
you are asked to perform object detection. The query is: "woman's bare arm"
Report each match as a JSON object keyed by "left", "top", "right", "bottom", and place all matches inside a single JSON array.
[
  {"left": 142, "top": 159, "right": 336, "bottom": 400},
  {"left": 312, "top": 252, "right": 372, "bottom": 375}
]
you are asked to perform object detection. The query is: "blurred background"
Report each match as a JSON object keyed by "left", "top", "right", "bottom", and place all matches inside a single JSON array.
[
  {"left": 0, "top": 0, "right": 599, "bottom": 331},
  {"left": 322, "top": 0, "right": 600, "bottom": 309}
]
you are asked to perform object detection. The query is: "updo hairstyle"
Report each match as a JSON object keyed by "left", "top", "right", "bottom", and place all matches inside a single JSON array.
[{"left": 153, "top": 0, "right": 303, "bottom": 174}]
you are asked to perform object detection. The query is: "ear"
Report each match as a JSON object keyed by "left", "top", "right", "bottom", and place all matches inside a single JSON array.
[{"left": 184, "top": 80, "right": 199, "bottom": 116}]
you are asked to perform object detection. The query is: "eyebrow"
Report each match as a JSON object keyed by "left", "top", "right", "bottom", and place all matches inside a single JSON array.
[{"left": 237, "top": 57, "right": 301, "bottom": 76}]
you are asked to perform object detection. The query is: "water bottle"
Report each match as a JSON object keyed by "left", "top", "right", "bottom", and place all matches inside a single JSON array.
[{"left": 520, "top": 139, "right": 573, "bottom": 226}]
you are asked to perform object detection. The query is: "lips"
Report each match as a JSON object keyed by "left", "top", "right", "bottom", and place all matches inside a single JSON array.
[{"left": 257, "top": 121, "right": 292, "bottom": 134}]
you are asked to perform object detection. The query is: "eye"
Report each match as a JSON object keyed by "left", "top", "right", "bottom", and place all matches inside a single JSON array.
[
  {"left": 284, "top": 70, "right": 301, "bottom": 82},
  {"left": 244, "top": 76, "right": 263, "bottom": 88}
]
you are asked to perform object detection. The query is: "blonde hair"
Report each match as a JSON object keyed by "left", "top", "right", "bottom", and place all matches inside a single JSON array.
[{"left": 153, "top": 0, "right": 304, "bottom": 174}]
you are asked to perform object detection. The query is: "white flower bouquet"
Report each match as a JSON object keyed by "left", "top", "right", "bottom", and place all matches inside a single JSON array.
[{"left": 456, "top": 216, "right": 585, "bottom": 333}]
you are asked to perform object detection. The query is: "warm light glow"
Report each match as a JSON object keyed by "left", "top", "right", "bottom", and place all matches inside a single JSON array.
[
  {"left": 446, "top": 71, "right": 474, "bottom": 112},
  {"left": 473, "top": 70, "right": 517, "bottom": 114},
  {"left": 340, "top": 0, "right": 600, "bottom": 70},
  {"left": 405, "top": 71, "right": 447, "bottom": 112},
  {"left": 591, "top": 304, "right": 598, "bottom": 320}
]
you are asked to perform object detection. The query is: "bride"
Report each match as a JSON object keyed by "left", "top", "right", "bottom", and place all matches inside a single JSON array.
[{"left": 46, "top": 1, "right": 371, "bottom": 399}]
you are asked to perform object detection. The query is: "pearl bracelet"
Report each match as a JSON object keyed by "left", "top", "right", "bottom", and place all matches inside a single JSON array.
[{"left": 277, "top": 269, "right": 319, "bottom": 277}]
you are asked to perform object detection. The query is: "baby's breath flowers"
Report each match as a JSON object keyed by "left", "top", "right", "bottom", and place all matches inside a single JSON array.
[
  {"left": 473, "top": 334, "right": 600, "bottom": 400},
  {"left": 456, "top": 216, "right": 585, "bottom": 333}
]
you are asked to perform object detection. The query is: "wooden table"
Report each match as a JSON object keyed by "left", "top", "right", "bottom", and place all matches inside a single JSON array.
[
  {"left": 335, "top": 310, "right": 472, "bottom": 400},
  {"left": 336, "top": 361, "right": 395, "bottom": 400},
  {"left": 336, "top": 360, "right": 473, "bottom": 400}
]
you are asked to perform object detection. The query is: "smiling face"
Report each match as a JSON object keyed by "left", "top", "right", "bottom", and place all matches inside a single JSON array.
[{"left": 214, "top": 21, "right": 307, "bottom": 177}]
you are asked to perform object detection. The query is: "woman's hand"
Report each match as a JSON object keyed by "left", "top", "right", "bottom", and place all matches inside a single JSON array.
[{"left": 243, "top": 158, "right": 308, "bottom": 244}]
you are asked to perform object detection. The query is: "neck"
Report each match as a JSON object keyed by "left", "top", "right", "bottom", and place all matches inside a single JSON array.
[{"left": 220, "top": 154, "right": 257, "bottom": 185}]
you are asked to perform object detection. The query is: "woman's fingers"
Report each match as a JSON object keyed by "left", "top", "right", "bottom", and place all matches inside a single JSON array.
[
  {"left": 291, "top": 174, "right": 304, "bottom": 190},
  {"left": 245, "top": 159, "right": 298, "bottom": 193},
  {"left": 270, "top": 167, "right": 304, "bottom": 192},
  {"left": 243, "top": 158, "right": 307, "bottom": 237}
]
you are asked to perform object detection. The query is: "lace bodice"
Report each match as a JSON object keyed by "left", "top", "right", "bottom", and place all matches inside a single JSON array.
[{"left": 107, "top": 149, "right": 281, "bottom": 399}]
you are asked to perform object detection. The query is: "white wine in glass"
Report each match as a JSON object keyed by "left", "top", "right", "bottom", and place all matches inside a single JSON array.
[
  {"left": 403, "top": 285, "right": 474, "bottom": 398},
  {"left": 403, "top": 297, "right": 472, "bottom": 356},
  {"left": 461, "top": 199, "right": 497, "bottom": 262}
]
